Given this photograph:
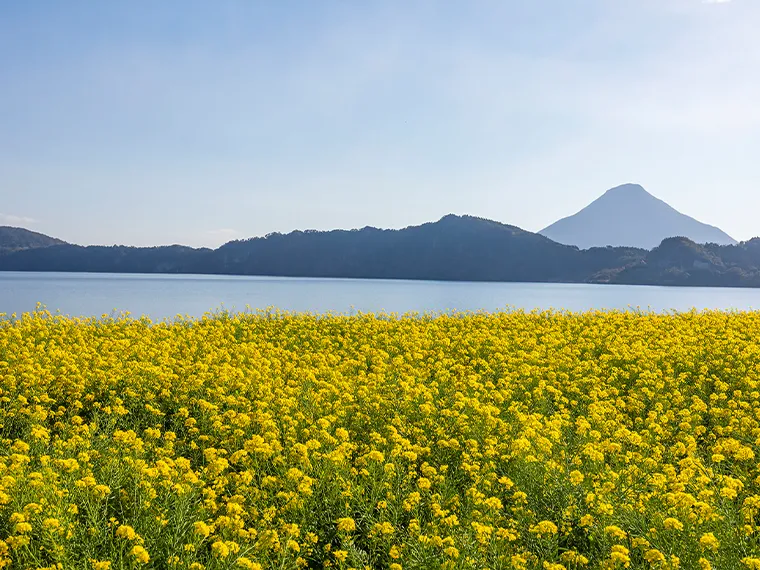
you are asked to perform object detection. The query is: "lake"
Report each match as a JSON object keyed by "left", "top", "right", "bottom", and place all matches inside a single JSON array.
[{"left": 2, "top": 271, "right": 760, "bottom": 320}]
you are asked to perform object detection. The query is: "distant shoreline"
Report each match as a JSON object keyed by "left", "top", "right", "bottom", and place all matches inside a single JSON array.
[
  {"left": 3, "top": 215, "right": 760, "bottom": 288},
  {"left": 1, "top": 268, "right": 759, "bottom": 290}
]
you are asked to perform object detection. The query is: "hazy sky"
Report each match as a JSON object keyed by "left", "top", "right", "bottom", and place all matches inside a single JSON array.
[{"left": 2, "top": 0, "right": 758, "bottom": 248}]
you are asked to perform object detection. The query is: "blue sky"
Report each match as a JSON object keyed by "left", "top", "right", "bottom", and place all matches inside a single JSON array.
[{"left": 1, "top": 0, "right": 758, "bottom": 247}]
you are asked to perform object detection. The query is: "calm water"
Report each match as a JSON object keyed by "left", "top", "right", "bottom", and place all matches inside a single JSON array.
[{"left": 2, "top": 271, "right": 760, "bottom": 320}]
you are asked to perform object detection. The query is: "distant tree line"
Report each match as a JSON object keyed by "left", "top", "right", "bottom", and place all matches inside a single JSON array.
[{"left": 2, "top": 217, "right": 760, "bottom": 287}]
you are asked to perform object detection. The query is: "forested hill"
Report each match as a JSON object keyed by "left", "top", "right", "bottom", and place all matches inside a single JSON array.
[
  {"left": 0, "top": 215, "right": 644, "bottom": 282},
  {"left": 604, "top": 236, "right": 760, "bottom": 287},
  {"left": 1, "top": 215, "right": 760, "bottom": 287},
  {"left": 210, "top": 215, "right": 644, "bottom": 282},
  {"left": 0, "top": 226, "right": 67, "bottom": 253}
]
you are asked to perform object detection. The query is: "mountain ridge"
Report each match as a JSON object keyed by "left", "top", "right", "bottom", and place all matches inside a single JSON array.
[
  {"left": 2, "top": 186, "right": 758, "bottom": 287},
  {"left": 540, "top": 183, "right": 736, "bottom": 250},
  {"left": 0, "top": 226, "right": 67, "bottom": 253},
  {"left": 0, "top": 215, "right": 645, "bottom": 282}
]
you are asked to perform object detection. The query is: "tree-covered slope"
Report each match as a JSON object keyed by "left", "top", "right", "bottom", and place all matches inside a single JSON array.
[{"left": 0, "top": 226, "right": 67, "bottom": 253}]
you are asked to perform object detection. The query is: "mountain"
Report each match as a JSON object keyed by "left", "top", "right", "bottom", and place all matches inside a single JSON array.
[
  {"left": 4, "top": 215, "right": 760, "bottom": 287},
  {"left": 0, "top": 244, "right": 213, "bottom": 274},
  {"left": 540, "top": 183, "right": 737, "bottom": 250},
  {"left": 0, "top": 226, "right": 67, "bottom": 254},
  {"left": 604, "top": 237, "right": 760, "bottom": 287},
  {"left": 0, "top": 215, "right": 644, "bottom": 283},
  {"left": 211, "top": 214, "right": 644, "bottom": 282}
]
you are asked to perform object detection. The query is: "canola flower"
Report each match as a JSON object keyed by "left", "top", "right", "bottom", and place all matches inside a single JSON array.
[{"left": 1, "top": 308, "right": 760, "bottom": 568}]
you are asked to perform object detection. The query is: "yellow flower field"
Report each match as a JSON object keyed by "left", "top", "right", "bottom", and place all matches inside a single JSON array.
[{"left": 2, "top": 308, "right": 760, "bottom": 569}]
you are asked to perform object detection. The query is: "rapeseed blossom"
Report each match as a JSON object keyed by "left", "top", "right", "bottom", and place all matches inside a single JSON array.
[{"left": 1, "top": 308, "right": 760, "bottom": 568}]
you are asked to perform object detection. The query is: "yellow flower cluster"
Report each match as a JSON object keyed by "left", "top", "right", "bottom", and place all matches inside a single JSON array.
[{"left": 2, "top": 308, "right": 760, "bottom": 568}]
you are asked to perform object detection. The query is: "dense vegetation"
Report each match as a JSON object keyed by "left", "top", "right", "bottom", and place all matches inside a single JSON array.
[
  {"left": 611, "top": 237, "right": 760, "bottom": 287},
  {"left": 2, "top": 217, "right": 760, "bottom": 286},
  {"left": 0, "top": 227, "right": 65, "bottom": 255},
  {"left": 2, "top": 309, "right": 760, "bottom": 569}
]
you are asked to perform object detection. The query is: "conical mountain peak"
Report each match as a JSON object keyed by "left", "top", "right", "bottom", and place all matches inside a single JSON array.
[
  {"left": 602, "top": 183, "right": 648, "bottom": 196},
  {"left": 539, "top": 184, "right": 736, "bottom": 250}
]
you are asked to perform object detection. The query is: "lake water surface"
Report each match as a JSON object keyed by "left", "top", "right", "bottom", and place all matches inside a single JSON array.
[{"left": 2, "top": 271, "right": 760, "bottom": 320}]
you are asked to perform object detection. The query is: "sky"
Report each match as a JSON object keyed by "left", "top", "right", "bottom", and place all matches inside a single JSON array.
[{"left": 1, "top": 0, "right": 759, "bottom": 248}]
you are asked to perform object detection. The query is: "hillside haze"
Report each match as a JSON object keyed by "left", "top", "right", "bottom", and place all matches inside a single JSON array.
[{"left": 539, "top": 184, "right": 737, "bottom": 250}]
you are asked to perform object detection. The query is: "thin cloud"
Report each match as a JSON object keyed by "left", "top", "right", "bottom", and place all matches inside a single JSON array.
[
  {"left": 0, "top": 213, "right": 38, "bottom": 226},
  {"left": 702, "top": 0, "right": 731, "bottom": 4},
  {"left": 205, "top": 228, "right": 241, "bottom": 239},
  {"left": 202, "top": 228, "right": 243, "bottom": 248}
]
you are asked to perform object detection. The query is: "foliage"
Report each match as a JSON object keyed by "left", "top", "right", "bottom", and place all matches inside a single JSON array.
[
  {"left": 612, "top": 237, "right": 760, "bottom": 286},
  {"left": 6, "top": 216, "right": 760, "bottom": 286},
  {"left": 2, "top": 309, "right": 760, "bottom": 569},
  {"left": 0, "top": 216, "right": 644, "bottom": 282},
  {"left": 0, "top": 227, "right": 65, "bottom": 255}
]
